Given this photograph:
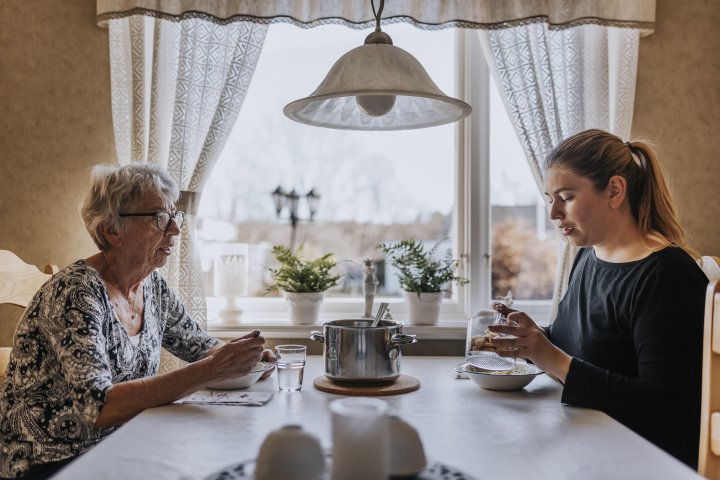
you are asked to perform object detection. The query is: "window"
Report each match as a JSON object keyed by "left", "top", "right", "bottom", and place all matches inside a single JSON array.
[
  {"left": 198, "top": 25, "right": 558, "bottom": 333},
  {"left": 489, "top": 78, "right": 558, "bottom": 309}
]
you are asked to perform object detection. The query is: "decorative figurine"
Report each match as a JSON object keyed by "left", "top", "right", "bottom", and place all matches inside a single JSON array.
[{"left": 362, "top": 258, "right": 379, "bottom": 318}]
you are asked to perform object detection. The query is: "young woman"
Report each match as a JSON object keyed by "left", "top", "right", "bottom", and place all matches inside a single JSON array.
[{"left": 490, "top": 129, "right": 707, "bottom": 468}]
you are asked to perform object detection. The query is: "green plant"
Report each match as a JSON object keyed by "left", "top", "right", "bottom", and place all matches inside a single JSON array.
[
  {"left": 378, "top": 239, "right": 468, "bottom": 294},
  {"left": 267, "top": 245, "right": 342, "bottom": 293}
]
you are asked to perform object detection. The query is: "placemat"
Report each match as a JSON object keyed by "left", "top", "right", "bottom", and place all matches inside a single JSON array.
[
  {"left": 313, "top": 374, "right": 420, "bottom": 396},
  {"left": 176, "top": 391, "right": 273, "bottom": 406}
]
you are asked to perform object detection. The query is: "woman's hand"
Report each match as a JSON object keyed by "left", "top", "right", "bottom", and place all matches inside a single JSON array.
[
  {"left": 488, "top": 303, "right": 573, "bottom": 382},
  {"left": 205, "top": 330, "right": 267, "bottom": 382},
  {"left": 259, "top": 348, "right": 277, "bottom": 379}
]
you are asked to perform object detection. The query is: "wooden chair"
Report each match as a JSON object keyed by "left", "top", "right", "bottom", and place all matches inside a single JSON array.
[
  {"left": 700, "top": 256, "right": 720, "bottom": 282},
  {"left": 699, "top": 279, "right": 720, "bottom": 477},
  {"left": 0, "top": 250, "right": 58, "bottom": 386}
]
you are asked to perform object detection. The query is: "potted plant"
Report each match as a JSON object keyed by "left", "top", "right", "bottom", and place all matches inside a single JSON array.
[
  {"left": 267, "top": 245, "right": 342, "bottom": 325},
  {"left": 378, "top": 239, "right": 468, "bottom": 325}
]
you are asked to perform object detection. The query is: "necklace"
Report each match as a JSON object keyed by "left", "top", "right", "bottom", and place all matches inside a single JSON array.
[{"left": 101, "top": 253, "right": 142, "bottom": 321}]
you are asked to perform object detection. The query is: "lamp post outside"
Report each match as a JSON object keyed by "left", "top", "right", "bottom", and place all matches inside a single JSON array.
[{"left": 271, "top": 186, "right": 320, "bottom": 249}]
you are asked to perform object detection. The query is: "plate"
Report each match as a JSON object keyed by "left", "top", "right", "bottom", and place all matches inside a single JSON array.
[
  {"left": 203, "top": 454, "right": 477, "bottom": 480},
  {"left": 206, "top": 361, "right": 275, "bottom": 390}
]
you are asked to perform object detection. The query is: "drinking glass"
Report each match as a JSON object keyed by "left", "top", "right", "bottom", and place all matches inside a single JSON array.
[
  {"left": 275, "top": 345, "right": 307, "bottom": 392},
  {"left": 491, "top": 311, "right": 518, "bottom": 366}
]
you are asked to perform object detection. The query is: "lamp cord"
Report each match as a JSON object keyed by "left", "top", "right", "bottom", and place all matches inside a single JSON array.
[{"left": 371, "top": 0, "right": 384, "bottom": 32}]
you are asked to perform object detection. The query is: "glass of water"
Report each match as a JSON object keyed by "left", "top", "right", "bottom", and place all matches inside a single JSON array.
[{"left": 275, "top": 344, "right": 307, "bottom": 392}]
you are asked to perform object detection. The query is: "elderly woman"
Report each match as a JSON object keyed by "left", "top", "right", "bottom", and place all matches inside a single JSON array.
[{"left": 0, "top": 164, "right": 274, "bottom": 480}]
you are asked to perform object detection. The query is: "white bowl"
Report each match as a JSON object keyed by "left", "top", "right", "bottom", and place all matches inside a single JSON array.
[
  {"left": 389, "top": 416, "right": 427, "bottom": 477},
  {"left": 206, "top": 361, "right": 274, "bottom": 390},
  {"left": 255, "top": 425, "right": 326, "bottom": 480},
  {"left": 456, "top": 360, "right": 543, "bottom": 391}
]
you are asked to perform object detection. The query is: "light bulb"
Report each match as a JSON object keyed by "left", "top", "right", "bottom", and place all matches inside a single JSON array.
[{"left": 356, "top": 94, "right": 396, "bottom": 117}]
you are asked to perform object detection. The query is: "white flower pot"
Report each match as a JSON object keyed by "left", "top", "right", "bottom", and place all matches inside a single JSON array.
[
  {"left": 284, "top": 291, "right": 325, "bottom": 325},
  {"left": 403, "top": 291, "right": 443, "bottom": 325}
]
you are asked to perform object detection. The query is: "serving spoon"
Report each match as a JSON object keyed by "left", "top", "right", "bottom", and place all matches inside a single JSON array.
[{"left": 370, "top": 302, "right": 389, "bottom": 327}]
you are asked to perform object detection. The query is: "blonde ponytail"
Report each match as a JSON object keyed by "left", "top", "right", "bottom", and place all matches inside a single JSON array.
[{"left": 628, "top": 141, "right": 698, "bottom": 258}]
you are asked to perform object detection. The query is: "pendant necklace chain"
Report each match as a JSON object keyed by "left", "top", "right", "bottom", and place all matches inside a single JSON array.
[{"left": 102, "top": 253, "right": 140, "bottom": 321}]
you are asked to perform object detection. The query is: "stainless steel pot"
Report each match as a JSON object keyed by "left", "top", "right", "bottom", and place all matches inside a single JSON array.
[{"left": 310, "top": 319, "right": 417, "bottom": 385}]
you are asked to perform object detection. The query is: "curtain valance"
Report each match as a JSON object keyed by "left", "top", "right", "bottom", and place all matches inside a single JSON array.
[{"left": 97, "top": 0, "right": 655, "bottom": 35}]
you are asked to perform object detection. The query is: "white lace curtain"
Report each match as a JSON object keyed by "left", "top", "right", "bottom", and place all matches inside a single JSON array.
[
  {"left": 108, "top": 15, "right": 267, "bottom": 371},
  {"left": 478, "top": 25, "right": 640, "bottom": 318},
  {"left": 97, "top": 0, "right": 655, "bottom": 31}
]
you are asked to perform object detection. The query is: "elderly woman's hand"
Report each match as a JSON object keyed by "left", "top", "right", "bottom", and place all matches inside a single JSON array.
[
  {"left": 259, "top": 348, "right": 277, "bottom": 379},
  {"left": 206, "top": 330, "right": 267, "bottom": 382},
  {"left": 488, "top": 303, "right": 573, "bottom": 383}
]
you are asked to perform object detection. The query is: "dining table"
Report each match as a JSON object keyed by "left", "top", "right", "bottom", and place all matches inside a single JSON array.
[{"left": 53, "top": 356, "right": 701, "bottom": 480}]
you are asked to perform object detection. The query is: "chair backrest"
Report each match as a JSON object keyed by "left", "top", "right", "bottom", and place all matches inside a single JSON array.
[
  {"left": 0, "top": 250, "right": 57, "bottom": 308},
  {"left": 699, "top": 280, "right": 720, "bottom": 477},
  {"left": 700, "top": 256, "right": 720, "bottom": 282},
  {"left": 0, "top": 250, "right": 58, "bottom": 386}
]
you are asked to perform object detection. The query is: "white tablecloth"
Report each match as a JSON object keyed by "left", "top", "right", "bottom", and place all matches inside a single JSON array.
[{"left": 53, "top": 356, "right": 700, "bottom": 480}]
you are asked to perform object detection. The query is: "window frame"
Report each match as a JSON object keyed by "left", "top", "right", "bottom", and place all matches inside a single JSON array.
[{"left": 206, "top": 29, "right": 552, "bottom": 339}]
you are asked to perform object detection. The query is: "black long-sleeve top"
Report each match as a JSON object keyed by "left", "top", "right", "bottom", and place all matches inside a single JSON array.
[{"left": 549, "top": 247, "right": 707, "bottom": 468}]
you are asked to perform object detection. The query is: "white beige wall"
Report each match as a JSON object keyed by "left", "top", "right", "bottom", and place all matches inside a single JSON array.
[
  {"left": 1, "top": 0, "right": 718, "bottom": 344},
  {"left": 632, "top": 0, "right": 720, "bottom": 255},
  {"left": 0, "top": 1, "right": 113, "bottom": 343}
]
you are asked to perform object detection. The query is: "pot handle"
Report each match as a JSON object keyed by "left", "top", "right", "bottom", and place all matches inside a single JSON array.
[
  {"left": 310, "top": 331, "right": 325, "bottom": 343},
  {"left": 390, "top": 333, "right": 417, "bottom": 346}
]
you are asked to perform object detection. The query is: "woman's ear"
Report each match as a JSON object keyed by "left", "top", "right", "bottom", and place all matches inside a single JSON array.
[
  {"left": 607, "top": 175, "right": 628, "bottom": 209},
  {"left": 100, "top": 222, "right": 122, "bottom": 249}
]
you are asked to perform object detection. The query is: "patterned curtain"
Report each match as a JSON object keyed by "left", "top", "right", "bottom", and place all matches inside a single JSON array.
[
  {"left": 109, "top": 16, "right": 267, "bottom": 372},
  {"left": 97, "top": 0, "right": 655, "bottom": 32},
  {"left": 477, "top": 24, "right": 640, "bottom": 319}
]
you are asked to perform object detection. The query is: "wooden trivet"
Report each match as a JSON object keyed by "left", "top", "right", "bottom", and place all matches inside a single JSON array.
[{"left": 312, "top": 374, "right": 420, "bottom": 396}]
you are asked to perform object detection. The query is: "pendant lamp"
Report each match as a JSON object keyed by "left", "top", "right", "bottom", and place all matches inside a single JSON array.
[{"left": 283, "top": 0, "right": 472, "bottom": 131}]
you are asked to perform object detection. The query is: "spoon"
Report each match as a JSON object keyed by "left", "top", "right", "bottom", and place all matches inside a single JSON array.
[{"left": 371, "top": 302, "right": 389, "bottom": 327}]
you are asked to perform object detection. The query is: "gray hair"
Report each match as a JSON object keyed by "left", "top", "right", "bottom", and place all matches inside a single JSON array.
[{"left": 81, "top": 164, "right": 179, "bottom": 251}]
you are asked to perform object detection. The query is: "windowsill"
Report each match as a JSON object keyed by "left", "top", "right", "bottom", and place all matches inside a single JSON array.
[
  {"left": 207, "top": 318, "right": 468, "bottom": 340},
  {"left": 205, "top": 298, "right": 552, "bottom": 340}
]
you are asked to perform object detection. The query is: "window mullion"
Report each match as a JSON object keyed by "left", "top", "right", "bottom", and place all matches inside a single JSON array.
[{"left": 458, "top": 30, "right": 491, "bottom": 316}]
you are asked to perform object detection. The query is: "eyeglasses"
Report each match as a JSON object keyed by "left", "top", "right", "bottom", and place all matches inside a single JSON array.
[{"left": 119, "top": 210, "right": 185, "bottom": 231}]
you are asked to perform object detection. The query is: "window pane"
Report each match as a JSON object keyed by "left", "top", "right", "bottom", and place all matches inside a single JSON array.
[
  {"left": 489, "top": 79, "right": 558, "bottom": 301},
  {"left": 198, "top": 24, "right": 458, "bottom": 299}
]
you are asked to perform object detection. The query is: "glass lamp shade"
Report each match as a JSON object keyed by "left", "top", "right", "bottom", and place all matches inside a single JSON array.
[{"left": 284, "top": 42, "right": 472, "bottom": 131}]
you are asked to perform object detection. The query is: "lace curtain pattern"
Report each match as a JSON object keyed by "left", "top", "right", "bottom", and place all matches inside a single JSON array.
[
  {"left": 97, "top": 0, "right": 655, "bottom": 33},
  {"left": 477, "top": 24, "right": 640, "bottom": 319},
  {"left": 109, "top": 16, "right": 267, "bottom": 372}
]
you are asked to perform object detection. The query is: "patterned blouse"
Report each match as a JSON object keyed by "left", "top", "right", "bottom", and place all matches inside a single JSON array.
[{"left": 0, "top": 260, "right": 221, "bottom": 478}]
